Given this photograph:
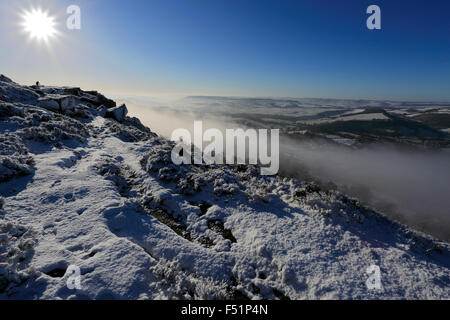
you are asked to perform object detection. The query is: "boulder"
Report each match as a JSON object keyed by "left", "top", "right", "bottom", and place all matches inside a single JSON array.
[
  {"left": 106, "top": 104, "right": 128, "bottom": 122},
  {"left": 96, "top": 105, "right": 108, "bottom": 118},
  {"left": 62, "top": 87, "right": 82, "bottom": 96},
  {"left": 60, "top": 96, "right": 79, "bottom": 113},
  {"left": 37, "top": 95, "right": 81, "bottom": 113},
  {"left": 37, "top": 98, "right": 60, "bottom": 112},
  {"left": 96, "top": 93, "right": 116, "bottom": 109}
]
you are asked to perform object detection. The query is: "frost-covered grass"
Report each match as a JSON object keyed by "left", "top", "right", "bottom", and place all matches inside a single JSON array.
[
  {"left": 0, "top": 133, "right": 34, "bottom": 182},
  {"left": 0, "top": 221, "right": 37, "bottom": 295},
  {"left": 149, "top": 258, "right": 231, "bottom": 300}
]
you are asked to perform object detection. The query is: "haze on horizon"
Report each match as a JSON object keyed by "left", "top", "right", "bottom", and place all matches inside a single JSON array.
[{"left": 1, "top": 0, "right": 450, "bottom": 101}]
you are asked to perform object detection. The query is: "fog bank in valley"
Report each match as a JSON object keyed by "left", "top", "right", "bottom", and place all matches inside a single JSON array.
[
  {"left": 121, "top": 98, "right": 450, "bottom": 241},
  {"left": 280, "top": 138, "right": 450, "bottom": 241}
]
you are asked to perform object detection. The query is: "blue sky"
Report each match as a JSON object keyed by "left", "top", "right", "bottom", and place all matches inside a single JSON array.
[{"left": 1, "top": 0, "right": 449, "bottom": 100}]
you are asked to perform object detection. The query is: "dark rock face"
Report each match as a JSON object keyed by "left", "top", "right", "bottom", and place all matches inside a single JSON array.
[
  {"left": 62, "top": 87, "right": 82, "bottom": 96},
  {"left": 96, "top": 93, "right": 116, "bottom": 109},
  {"left": 106, "top": 104, "right": 128, "bottom": 122},
  {"left": 0, "top": 75, "right": 13, "bottom": 83}
]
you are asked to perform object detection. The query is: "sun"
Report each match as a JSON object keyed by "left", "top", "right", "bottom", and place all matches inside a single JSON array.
[{"left": 21, "top": 8, "right": 57, "bottom": 42}]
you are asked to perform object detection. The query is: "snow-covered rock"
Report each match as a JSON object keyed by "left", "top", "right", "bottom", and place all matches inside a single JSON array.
[
  {"left": 0, "top": 221, "right": 37, "bottom": 295},
  {"left": 0, "top": 80, "right": 39, "bottom": 105},
  {"left": 0, "top": 102, "right": 25, "bottom": 117},
  {"left": 96, "top": 93, "right": 116, "bottom": 109},
  {"left": 37, "top": 95, "right": 82, "bottom": 114},
  {"left": 37, "top": 98, "right": 60, "bottom": 112},
  {"left": 60, "top": 96, "right": 79, "bottom": 113},
  {"left": 0, "top": 75, "right": 13, "bottom": 83},
  {"left": 106, "top": 104, "right": 128, "bottom": 123}
]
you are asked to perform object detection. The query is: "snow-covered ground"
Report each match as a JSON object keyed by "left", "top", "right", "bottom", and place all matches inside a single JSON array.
[{"left": 0, "top": 75, "right": 449, "bottom": 299}]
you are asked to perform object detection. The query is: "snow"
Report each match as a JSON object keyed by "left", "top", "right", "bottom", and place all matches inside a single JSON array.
[
  {"left": 301, "top": 112, "right": 390, "bottom": 125},
  {"left": 338, "top": 113, "right": 389, "bottom": 121},
  {"left": 0, "top": 76, "right": 449, "bottom": 300}
]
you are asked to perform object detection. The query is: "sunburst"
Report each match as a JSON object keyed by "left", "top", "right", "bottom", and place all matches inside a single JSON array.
[{"left": 21, "top": 8, "right": 57, "bottom": 42}]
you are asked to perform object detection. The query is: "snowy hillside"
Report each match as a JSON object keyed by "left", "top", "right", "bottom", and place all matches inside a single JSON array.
[{"left": 0, "top": 75, "right": 449, "bottom": 300}]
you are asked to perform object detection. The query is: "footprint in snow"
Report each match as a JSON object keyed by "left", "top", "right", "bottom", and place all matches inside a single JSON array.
[{"left": 64, "top": 193, "right": 75, "bottom": 202}]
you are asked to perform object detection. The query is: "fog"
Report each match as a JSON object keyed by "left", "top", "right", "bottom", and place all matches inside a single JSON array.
[
  {"left": 121, "top": 99, "right": 234, "bottom": 138},
  {"left": 120, "top": 97, "right": 450, "bottom": 241},
  {"left": 280, "top": 138, "right": 450, "bottom": 241}
]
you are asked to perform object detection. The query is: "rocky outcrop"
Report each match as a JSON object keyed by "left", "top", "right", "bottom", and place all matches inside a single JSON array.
[
  {"left": 0, "top": 77, "right": 143, "bottom": 183},
  {"left": 0, "top": 75, "right": 13, "bottom": 83},
  {"left": 106, "top": 104, "right": 128, "bottom": 122},
  {"left": 37, "top": 97, "right": 60, "bottom": 112},
  {"left": 96, "top": 93, "right": 116, "bottom": 109},
  {"left": 37, "top": 95, "right": 81, "bottom": 113},
  {"left": 0, "top": 81, "right": 39, "bottom": 105}
]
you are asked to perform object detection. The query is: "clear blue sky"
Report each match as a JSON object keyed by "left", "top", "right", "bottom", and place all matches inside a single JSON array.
[{"left": 1, "top": 0, "right": 449, "bottom": 100}]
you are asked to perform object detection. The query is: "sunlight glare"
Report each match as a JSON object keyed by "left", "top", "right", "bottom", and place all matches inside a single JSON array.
[{"left": 21, "top": 8, "right": 57, "bottom": 42}]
